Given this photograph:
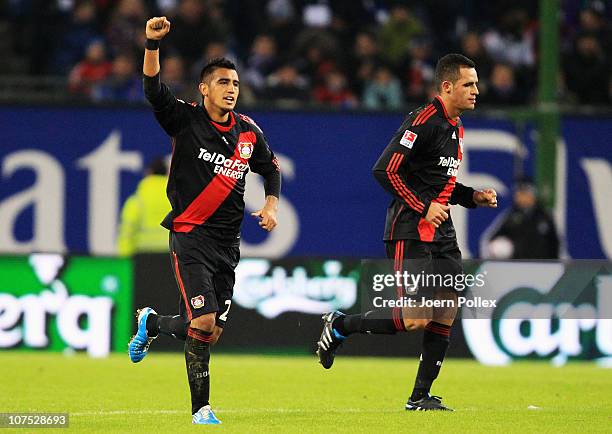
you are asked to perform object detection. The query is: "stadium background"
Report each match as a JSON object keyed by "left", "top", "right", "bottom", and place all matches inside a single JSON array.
[{"left": 1, "top": 0, "right": 611, "bottom": 397}]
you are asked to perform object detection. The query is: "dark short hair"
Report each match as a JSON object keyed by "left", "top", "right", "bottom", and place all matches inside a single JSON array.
[
  {"left": 199, "top": 57, "right": 237, "bottom": 83},
  {"left": 434, "top": 53, "right": 476, "bottom": 90}
]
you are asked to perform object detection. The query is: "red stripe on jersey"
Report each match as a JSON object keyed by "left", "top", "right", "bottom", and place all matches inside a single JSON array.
[
  {"left": 238, "top": 113, "right": 262, "bottom": 130},
  {"left": 172, "top": 252, "right": 192, "bottom": 321},
  {"left": 387, "top": 154, "right": 414, "bottom": 208},
  {"left": 415, "top": 107, "right": 437, "bottom": 126},
  {"left": 385, "top": 153, "right": 424, "bottom": 212},
  {"left": 390, "top": 153, "right": 403, "bottom": 171},
  {"left": 210, "top": 112, "right": 236, "bottom": 132},
  {"left": 388, "top": 173, "right": 422, "bottom": 213},
  {"left": 417, "top": 217, "right": 435, "bottom": 242},
  {"left": 272, "top": 157, "right": 281, "bottom": 172},
  {"left": 412, "top": 105, "right": 432, "bottom": 126},
  {"left": 390, "top": 173, "right": 424, "bottom": 212},
  {"left": 394, "top": 240, "right": 401, "bottom": 298},
  {"left": 396, "top": 241, "right": 404, "bottom": 299},
  {"left": 389, "top": 204, "right": 404, "bottom": 240},
  {"left": 417, "top": 126, "right": 464, "bottom": 242},
  {"left": 412, "top": 104, "right": 434, "bottom": 126},
  {"left": 435, "top": 96, "right": 457, "bottom": 126},
  {"left": 392, "top": 307, "right": 403, "bottom": 331},
  {"left": 415, "top": 105, "right": 436, "bottom": 126},
  {"left": 387, "top": 152, "right": 401, "bottom": 171},
  {"left": 173, "top": 131, "right": 256, "bottom": 231}
]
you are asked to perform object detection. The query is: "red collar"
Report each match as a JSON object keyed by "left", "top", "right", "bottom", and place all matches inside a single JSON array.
[
  {"left": 435, "top": 96, "right": 458, "bottom": 126},
  {"left": 209, "top": 111, "right": 235, "bottom": 132}
]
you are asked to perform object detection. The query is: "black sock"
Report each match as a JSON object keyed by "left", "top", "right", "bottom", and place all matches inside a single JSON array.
[
  {"left": 185, "top": 328, "right": 214, "bottom": 414},
  {"left": 146, "top": 314, "right": 188, "bottom": 340},
  {"left": 145, "top": 313, "right": 159, "bottom": 336},
  {"left": 332, "top": 308, "right": 404, "bottom": 337},
  {"left": 161, "top": 315, "right": 188, "bottom": 340},
  {"left": 410, "top": 322, "right": 451, "bottom": 401}
]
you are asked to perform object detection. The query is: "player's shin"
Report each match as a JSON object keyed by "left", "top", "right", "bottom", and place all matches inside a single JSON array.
[
  {"left": 333, "top": 307, "right": 405, "bottom": 336},
  {"left": 185, "top": 329, "right": 214, "bottom": 414},
  {"left": 410, "top": 321, "right": 451, "bottom": 401}
]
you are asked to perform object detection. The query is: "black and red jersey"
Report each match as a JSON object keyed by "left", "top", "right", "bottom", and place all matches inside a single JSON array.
[
  {"left": 144, "top": 74, "right": 281, "bottom": 240},
  {"left": 373, "top": 96, "right": 476, "bottom": 242}
]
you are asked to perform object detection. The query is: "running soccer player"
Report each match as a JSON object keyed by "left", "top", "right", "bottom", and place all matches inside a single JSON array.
[
  {"left": 128, "top": 17, "right": 281, "bottom": 425},
  {"left": 316, "top": 54, "right": 497, "bottom": 411}
]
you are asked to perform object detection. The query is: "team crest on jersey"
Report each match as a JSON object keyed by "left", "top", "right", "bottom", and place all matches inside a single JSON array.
[
  {"left": 191, "top": 295, "right": 205, "bottom": 309},
  {"left": 400, "top": 130, "right": 418, "bottom": 148},
  {"left": 238, "top": 142, "right": 253, "bottom": 159}
]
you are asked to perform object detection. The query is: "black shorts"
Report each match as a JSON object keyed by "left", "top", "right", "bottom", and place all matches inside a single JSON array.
[
  {"left": 385, "top": 238, "right": 463, "bottom": 296},
  {"left": 170, "top": 231, "right": 240, "bottom": 327}
]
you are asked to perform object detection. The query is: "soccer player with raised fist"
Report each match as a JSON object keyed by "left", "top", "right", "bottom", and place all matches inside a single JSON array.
[{"left": 128, "top": 16, "right": 281, "bottom": 425}]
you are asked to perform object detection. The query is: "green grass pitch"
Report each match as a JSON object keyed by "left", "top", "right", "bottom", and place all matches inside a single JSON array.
[{"left": 1, "top": 351, "right": 610, "bottom": 433}]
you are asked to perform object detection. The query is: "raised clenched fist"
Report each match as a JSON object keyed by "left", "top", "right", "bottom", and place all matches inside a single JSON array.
[{"left": 146, "top": 17, "right": 171, "bottom": 40}]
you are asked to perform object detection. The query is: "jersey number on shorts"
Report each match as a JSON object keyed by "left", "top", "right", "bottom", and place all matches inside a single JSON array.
[{"left": 219, "top": 300, "right": 232, "bottom": 322}]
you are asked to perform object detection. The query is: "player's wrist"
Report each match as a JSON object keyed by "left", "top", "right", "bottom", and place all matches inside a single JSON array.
[
  {"left": 145, "top": 38, "right": 160, "bottom": 50},
  {"left": 421, "top": 200, "right": 431, "bottom": 217}
]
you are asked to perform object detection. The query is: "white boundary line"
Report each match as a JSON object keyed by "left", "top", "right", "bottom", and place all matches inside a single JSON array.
[{"left": 71, "top": 408, "right": 402, "bottom": 416}]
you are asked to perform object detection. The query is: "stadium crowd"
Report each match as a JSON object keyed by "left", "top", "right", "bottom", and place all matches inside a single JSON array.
[{"left": 2, "top": 0, "right": 610, "bottom": 107}]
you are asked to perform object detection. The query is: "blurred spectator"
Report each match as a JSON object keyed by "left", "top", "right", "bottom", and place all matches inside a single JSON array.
[
  {"left": 161, "top": 54, "right": 194, "bottom": 101},
  {"left": 348, "top": 31, "right": 382, "bottom": 95},
  {"left": 8, "top": 0, "right": 609, "bottom": 110},
  {"left": 53, "top": 0, "right": 102, "bottom": 74},
  {"left": 363, "top": 66, "right": 403, "bottom": 110},
  {"left": 482, "top": 8, "right": 535, "bottom": 68},
  {"left": 423, "top": 0, "right": 463, "bottom": 55},
  {"left": 242, "top": 35, "right": 280, "bottom": 95},
  {"left": 313, "top": 69, "right": 358, "bottom": 109},
  {"left": 190, "top": 41, "right": 241, "bottom": 83},
  {"left": 461, "top": 32, "right": 493, "bottom": 82},
  {"left": 293, "top": 29, "right": 342, "bottom": 87},
  {"left": 264, "top": 0, "right": 301, "bottom": 54},
  {"left": 481, "top": 179, "right": 559, "bottom": 259},
  {"left": 93, "top": 53, "right": 144, "bottom": 102},
  {"left": 164, "top": 0, "right": 225, "bottom": 65},
  {"left": 577, "top": 2, "right": 611, "bottom": 53},
  {"left": 480, "top": 63, "right": 526, "bottom": 105},
  {"left": 264, "top": 64, "right": 310, "bottom": 106},
  {"left": 563, "top": 33, "right": 610, "bottom": 104},
  {"left": 378, "top": 4, "right": 424, "bottom": 67},
  {"left": 68, "top": 39, "right": 113, "bottom": 97},
  {"left": 399, "top": 38, "right": 435, "bottom": 102},
  {"left": 105, "top": 0, "right": 148, "bottom": 57},
  {"left": 117, "top": 157, "right": 170, "bottom": 256}
]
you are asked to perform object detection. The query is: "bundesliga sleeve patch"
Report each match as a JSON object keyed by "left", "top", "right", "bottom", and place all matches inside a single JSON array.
[{"left": 400, "top": 130, "right": 418, "bottom": 148}]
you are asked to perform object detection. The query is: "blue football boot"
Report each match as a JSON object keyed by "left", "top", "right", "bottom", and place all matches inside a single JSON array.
[{"left": 128, "top": 307, "right": 157, "bottom": 363}]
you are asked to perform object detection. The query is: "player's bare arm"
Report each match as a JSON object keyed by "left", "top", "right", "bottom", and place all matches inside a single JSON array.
[
  {"left": 251, "top": 195, "right": 279, "bottom": 232},
  {"left": 473, "top": 188, "right": 498, "bottom": 208},
  {"left": 143, "top": 17, "right": 171, "bottom": 77}
]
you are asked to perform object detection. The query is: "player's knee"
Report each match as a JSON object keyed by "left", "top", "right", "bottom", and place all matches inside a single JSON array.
[
  {"left": 190, "top": 314, "right": 216, "bottom": 333},
  {"left": 404, "top": 318, "right": 430, "bottom": 331},
  {"left": 209, "top": 328, "right": 223, "bottom": 345}
]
